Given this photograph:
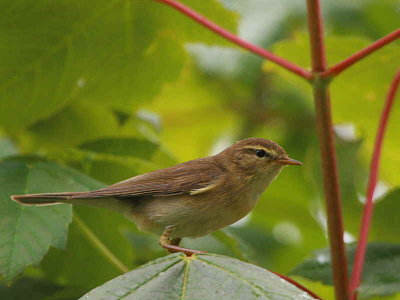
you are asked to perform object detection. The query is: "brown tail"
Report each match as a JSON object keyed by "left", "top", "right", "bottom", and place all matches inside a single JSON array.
[{"left": 11, "top": 192, "right": 82, "bottom": 206}]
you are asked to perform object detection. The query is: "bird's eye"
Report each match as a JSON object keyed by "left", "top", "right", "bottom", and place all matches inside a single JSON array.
[{"left": 256, "top": 149, "right": 268, "bottom": 158}]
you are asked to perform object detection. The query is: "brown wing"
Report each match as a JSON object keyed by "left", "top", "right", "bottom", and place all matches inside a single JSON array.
[{"left": 72, "top": 157, "right": 224, "bottom": 199}]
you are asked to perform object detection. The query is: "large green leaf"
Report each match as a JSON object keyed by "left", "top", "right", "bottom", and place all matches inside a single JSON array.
[
  {"left": 40, "top": 206, "right": 134, "bottom": 290},
  {"left": 0, "top": 278, "right": 61, "bottom": 300},
  {"left": 0, "top": 160, "right": 102, "bottom": 283},
  {"left": 363, "top": 0, "right": 400, "bottom": 34},
  {"left": 0, "top": 0, "right": 237, "bottom": 132},
  {"left": 291, "top": 243, "right": 400, "bottom": 299},
  {"left": 62, "top": 137, "right": 162, "bottom": 184},
  {"left": 212, "top": 228, "right": 253, "bottom": 263},
  {"left": 144, "top": 63, "right": 240, "bottom": 161},
  {"left": 27, "top": 102, "right": 119, "bottom": 151},
  {"left": 370, "top": 189, "right": 400, "bottom": 243},
  {"left": 0, "top": 277, "right": 85, "bottom": 300},
  {"left": 78, "top": 137, "right": 158, "bottom": 160},
  {"left": 81, "top": 253, "right": 318, "bottom": 299},
  {"left": 146, "top": 0, "right": 238, "bottom": 45}
]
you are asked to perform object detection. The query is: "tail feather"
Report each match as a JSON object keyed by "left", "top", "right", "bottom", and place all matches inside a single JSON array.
[
  {"left": 11, "top": 192, "right": 133, "bottom": 217},
  {"left": 11, "top": 192, "right": 79, "bottom": 206}
]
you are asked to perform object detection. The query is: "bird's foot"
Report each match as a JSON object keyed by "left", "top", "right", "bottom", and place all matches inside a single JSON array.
[
  {"left": 159, "top": 227, "right": 206, "bottom": 256},
  {"left": 162, "top": 244, "right": 206, "bottom": 256}
]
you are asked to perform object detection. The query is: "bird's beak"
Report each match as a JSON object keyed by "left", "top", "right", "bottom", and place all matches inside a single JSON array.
[{"left": 276, "top": 157, "right": 303, "bottom": 165}]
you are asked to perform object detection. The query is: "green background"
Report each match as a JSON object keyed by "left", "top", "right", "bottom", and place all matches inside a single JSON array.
[{"left": 0, "top": 0, "right": 399, "bottom": 298}]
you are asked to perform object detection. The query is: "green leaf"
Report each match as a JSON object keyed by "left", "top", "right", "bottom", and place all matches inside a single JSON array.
[
  {"left": 291, "top": 243, "right": 400, "bottom": 299},
  {"left": 0, "top": 278, "right": 61, "bottom": 300},
  {"left": 371, "top": 189, "right": 400, "bottom": 243},
  {"left": 0, "top": 138, "right": 18, "bottom": 159},
  {"left": 0, "top": 0, "right": 236, "bottom": 132},
  {"left": 143, "top": 0, "right": 238, "bottom": 45},
  {"left": 27, "top": 102, "right": 118, "bottom": 150},
  {"left": 363, "top": 0, "right": 400, "bottom": 34},
  {"left": 40, "top": 206, "right": 134, "bottom": 290},
  {"left": 0, "top": 277, "right": 85, "bottom": 300},
  {"left": 53, "top": 136, "right": 162, "bottom": 184},
  {"left": 72, "top": 158, "right": 142, "bottom": 186},
  {"left": 0, "top": 160, "right": 102, "bottom": 283},
  {"left": 81, "top": 253, "right": 318, "bottom": 299},
  {"left": 145, "top": 63, "right": 240, "bottom": 161},
  {"left": 73, "top": 137, "right": 160, "bottom": 183},
  {"left": 79, "top": 137, "right": 158, "bottom": 160},
  {"left": 212, "top": 228, "right": 253, "bottom": 262}
]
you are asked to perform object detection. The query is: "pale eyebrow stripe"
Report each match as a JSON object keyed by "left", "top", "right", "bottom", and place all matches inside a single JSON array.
[{"left": 241, "top": 145, "right": 277, "bottom": 156}]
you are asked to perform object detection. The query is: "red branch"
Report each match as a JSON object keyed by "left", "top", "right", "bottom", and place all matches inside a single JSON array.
[
  {"left": 322, "top": 29, "right": 400, "bottom": 78},
  {"left": 306, "top": 1, "right": 350, "bottom": 300},
  {"left": 306, "top": 0, "right": 327, "bottom": 71},
  {"left": 350, "top": 69, "right": 400, "bottom": 299},
  {"left": 271, "top": 271, "right": 322, "bottom": 300},
  {"left": 153, "top": 0, "right": 312, "bottom": 80}
]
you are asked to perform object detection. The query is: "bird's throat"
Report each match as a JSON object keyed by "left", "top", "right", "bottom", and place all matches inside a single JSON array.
[{"left": 250, "top": 165, "right": 284, "bottom": 198}]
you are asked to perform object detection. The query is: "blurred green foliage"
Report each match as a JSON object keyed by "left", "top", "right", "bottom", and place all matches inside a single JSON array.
[
  {"left": 0, "top": 0, "right": 399, "bottom": 299},
  {"left": 292, "top": 243, "right": 400, "bottom": 299}
]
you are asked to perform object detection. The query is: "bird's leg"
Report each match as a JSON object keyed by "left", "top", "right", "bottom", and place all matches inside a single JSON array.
[
  {"left": 159, "top": 227, "right": 206, "bottom": 256},
  {"left": 170, "top": 237, "right": 182, "bottom": 246}
]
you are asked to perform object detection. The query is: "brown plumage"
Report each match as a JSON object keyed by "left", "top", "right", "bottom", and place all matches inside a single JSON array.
[{"left": 12, "top": 138, "right": 302, "bottom": 255}]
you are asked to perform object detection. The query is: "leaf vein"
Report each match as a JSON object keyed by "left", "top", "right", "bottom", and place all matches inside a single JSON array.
[
  {"left": 197, "top": 258, "right": 292, "bottom": 299},
  {"left": 180, "top": 259, "right": 190, "bottom": 300},
  {"left": 121, "top": 259, "right": 182, "bottom": 299}
]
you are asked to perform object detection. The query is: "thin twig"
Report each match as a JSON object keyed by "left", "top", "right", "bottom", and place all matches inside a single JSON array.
[
  {"left": 74, "top": 214, "right": 130, "bottom": 273},
  {"left": 153, "top": 0, "right": 312, "bottom": 80},
  {"left": 271, "top": 271, "right": 322, "bottom": 299},
  {"left": 306, "top": 0, "right": 350, "bottom": 299},
  {"left": 349, "top": 69, "right": 400, "bottom": 299},
  {"left": 321, "top": 29, "right": 400, "bottom": 78}
]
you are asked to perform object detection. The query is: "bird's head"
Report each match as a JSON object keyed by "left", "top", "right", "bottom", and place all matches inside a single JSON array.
[{"left": 218, "top": 138, "right": 302, "bottom": 177}]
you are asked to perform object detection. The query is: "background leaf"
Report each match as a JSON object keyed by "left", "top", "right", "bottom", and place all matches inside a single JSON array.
[
  {"left": 40, "top": 206, "right": 134, "bottom": 290},
  {"left": 0, "top": 0, "right": 236, "bottom": 132},
  {"left": 291, "top": 243, "right": 400, "bottom": 299},
  {"left": 0, "top": 160, "right": 102, "bottom": 283}
]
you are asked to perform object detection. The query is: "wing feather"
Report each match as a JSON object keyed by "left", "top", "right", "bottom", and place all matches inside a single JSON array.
[{"left": 72, "top": 157, "right": 223, "bottom": 199}]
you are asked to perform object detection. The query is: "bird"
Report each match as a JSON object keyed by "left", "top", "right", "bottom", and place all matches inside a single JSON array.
[{"left": 12, "top": 138, "right": 302, "bottom": 255}]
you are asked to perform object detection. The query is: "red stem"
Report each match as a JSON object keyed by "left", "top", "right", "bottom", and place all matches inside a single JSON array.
[
  {"left": 153, "top": 0, "right": 312, "bottom": 80},
  {"left": 306, "top": 1, "right": 350, "bottom": 299},
  {"left": 306, "top": 0, "right": 327, "bottom": 71},
  {"left": 349, "top": 69, "right": 400, "bottom": 299},
  {"left": 271, "top": 271, "right": 322, "bottom": 300},
  {"left": 322, "top": 29, "right": 400, "bottom": 78}
]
